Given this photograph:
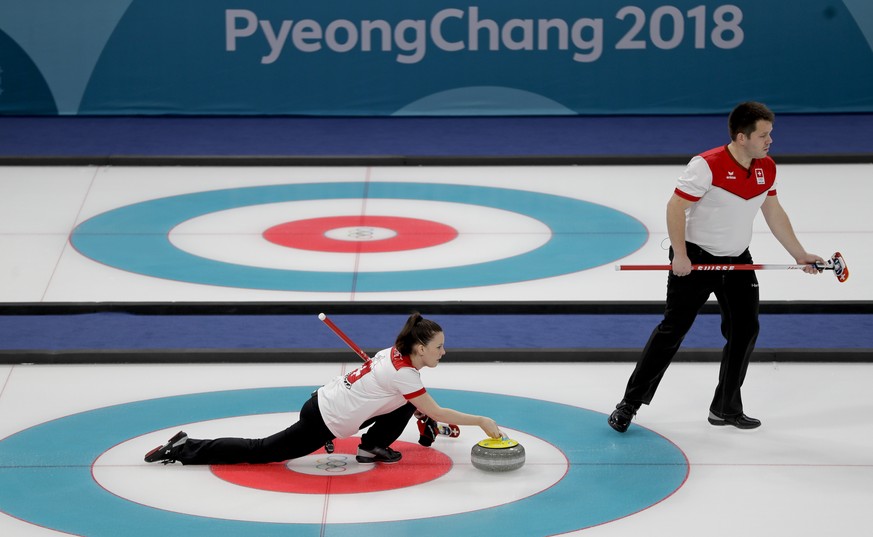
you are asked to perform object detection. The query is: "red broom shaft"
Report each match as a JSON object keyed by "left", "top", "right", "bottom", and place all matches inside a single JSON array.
[{"left": 318, "top": 313, "right": 370, "bottom": 362}]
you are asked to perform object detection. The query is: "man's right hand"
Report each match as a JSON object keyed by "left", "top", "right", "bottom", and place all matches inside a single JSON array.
[{"left": 672, "top": 253, "right": 693, "bottom": 276}]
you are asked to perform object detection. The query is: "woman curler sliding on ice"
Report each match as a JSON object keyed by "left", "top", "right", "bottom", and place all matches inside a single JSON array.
[{"left": 145, "top": 312, "right": 502, "bottom": 465}]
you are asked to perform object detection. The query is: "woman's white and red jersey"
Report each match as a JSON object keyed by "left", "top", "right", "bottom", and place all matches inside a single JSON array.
[
  {"left": 317, "top": 346, "right": 425, "bottom": 438},
  {"left": 674, "top": 144, "right": 777, "bottom": 257}
]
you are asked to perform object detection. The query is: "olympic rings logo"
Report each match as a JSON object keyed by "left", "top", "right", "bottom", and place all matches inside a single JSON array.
[
  {"left": 345, "top": 227, "right": 376, "bottom": 240},
  {"left": 315, "top": 455, "right": 351, "bottom": 472}
]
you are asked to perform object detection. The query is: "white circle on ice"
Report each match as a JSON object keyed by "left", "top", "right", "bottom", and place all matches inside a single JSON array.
[
  {"left": 286, "top": 453, "right": 374, "bottom": 476},
  {"left": 168, "top": 199, "right": 550, "bottom": 272},
  {"left": 323, "top": 226, "right": 398, "bottom": 242},
  {"left": 94, "top": 414, "right": 567, "bottom": 524}
]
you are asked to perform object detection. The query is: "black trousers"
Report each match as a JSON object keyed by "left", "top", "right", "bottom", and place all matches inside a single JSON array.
[
  {"left": 623, "top": 243, "right": 760, "bottom": 417},
  {"left": 175, "top": 394, "right": 417, "bottom": 465}
]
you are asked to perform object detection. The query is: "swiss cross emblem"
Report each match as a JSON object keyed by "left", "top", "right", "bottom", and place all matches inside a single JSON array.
[{"left": 755, "top": 168, "right": 765, "bottom": 185}]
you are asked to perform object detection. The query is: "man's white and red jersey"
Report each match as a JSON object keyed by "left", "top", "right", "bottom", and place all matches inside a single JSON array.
[
  {"left": 317, "top": 346, "right": 425, "bottom": 438},
  {"left": 674, "top": 145, "right": 777, "bottom": 257}
]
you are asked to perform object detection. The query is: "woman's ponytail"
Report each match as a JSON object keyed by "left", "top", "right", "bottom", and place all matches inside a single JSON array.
[{"left": 395, "top": 312, "right": 442, "bottom": 355}]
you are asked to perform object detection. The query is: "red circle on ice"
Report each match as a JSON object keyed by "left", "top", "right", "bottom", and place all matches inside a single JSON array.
[
  {"left": 262, "top": 216, "right": 458, "bottom": 253},
  {"left": 210, "top": 439, "right": 452, "bottom": 494}
]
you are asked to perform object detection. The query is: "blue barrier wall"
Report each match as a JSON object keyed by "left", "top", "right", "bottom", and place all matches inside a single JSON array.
[{"left": 1, "top": 1, "right": 872, "bottom": 116}]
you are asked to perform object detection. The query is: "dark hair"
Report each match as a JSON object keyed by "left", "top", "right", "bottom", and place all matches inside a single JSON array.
[
  {"left": 395, "top": 312, "right": 443, "bottom": 356},
  {"left": 728, "top": 101, "right": 775, "bottom": 140}
]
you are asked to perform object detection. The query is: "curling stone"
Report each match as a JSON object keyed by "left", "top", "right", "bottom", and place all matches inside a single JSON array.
[{"left": 471, "top": 437, "right": 525, "bottom": 472}]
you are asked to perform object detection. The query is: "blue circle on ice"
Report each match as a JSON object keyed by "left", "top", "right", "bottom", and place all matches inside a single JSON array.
[
  {"left": 0, "top": 387, "right": 687, "bottom": 535},
  {"left": 70, "top": 182, "right": 647, "bottom": 291}
]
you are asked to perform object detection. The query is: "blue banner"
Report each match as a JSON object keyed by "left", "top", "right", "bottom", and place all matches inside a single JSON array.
[{"left": 1, "top": 1, "right": 872, "bottom": 115}]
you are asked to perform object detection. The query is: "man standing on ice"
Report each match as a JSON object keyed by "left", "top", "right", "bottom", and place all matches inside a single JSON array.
[{"left": 608, "top": 101, "right": 823, "bottom": 433}]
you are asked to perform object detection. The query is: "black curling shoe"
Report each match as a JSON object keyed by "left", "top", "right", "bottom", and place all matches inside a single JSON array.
[
  {"left": 707, "top": 412, "right": 761, "bottom": 429},
  {"left": 144, "top": 431, "right": 188, "bottom": 464},
  {"left": 356, "top": 445, "right": 402, "bottom": 464},
  {"left": 608, "top": 401, "right": 639, "bottom": 433}
]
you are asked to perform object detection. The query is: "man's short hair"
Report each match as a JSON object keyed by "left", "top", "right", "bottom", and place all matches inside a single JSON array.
[{"left": 728, "top": 101, "right": 775, "bottom": 140}]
